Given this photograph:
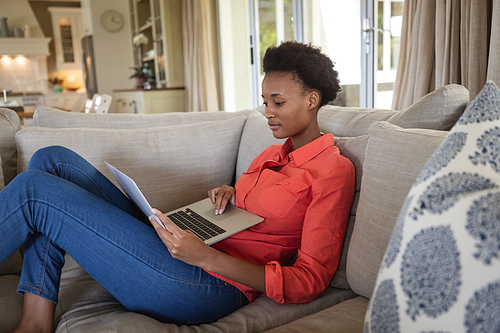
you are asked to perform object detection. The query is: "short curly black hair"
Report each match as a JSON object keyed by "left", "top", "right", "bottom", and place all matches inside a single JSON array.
[{"left": 262, "top": 41, "right": 341, "bottom": 107}]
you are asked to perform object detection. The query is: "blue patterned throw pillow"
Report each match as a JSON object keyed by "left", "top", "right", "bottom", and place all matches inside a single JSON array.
[{"left": 364, "top": 81, "right": 500, "bottom": 333}]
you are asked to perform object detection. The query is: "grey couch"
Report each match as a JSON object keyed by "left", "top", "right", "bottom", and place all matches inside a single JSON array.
[{"left": 0, "top": 84, "right": 469, "bottom": 332}]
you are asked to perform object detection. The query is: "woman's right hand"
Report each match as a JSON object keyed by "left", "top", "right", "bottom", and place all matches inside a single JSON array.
[{"left": 207, "top": 185, "right": 235, "bottom": 215}]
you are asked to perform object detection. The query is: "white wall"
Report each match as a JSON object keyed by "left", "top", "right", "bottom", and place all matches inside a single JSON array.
[
  {"left": 81, "top": 0, "right": 134, "bottom": 112},
  {"left": 217, "top": 0, "right": 253, "bottom": 112}
]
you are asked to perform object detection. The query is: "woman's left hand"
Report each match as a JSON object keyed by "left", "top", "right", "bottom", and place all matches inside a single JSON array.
[{"left": 149, "top": 208, "right": 215, "bottom": 268}]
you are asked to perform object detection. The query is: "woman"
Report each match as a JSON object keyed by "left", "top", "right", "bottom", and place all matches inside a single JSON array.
[{"left": 1, "top": 41, "right": 354, "bottom": 332}]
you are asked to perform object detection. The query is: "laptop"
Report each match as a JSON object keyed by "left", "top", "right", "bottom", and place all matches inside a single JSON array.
[{"left": 105, "top": 162, "right": 263, "bottom": 245}]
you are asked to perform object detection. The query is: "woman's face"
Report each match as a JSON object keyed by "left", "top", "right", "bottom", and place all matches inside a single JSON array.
[{"left": 262, "top": 72, "right": 320, "bottom": 150}]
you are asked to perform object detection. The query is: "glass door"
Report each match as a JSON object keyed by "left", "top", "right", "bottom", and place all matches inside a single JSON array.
[
  {"left": 303, "top": 0, "right": 362, "bottom": 107},
  {"left": 152, "top": 0, "right": 165, "bottom": 82},
  {"left": 250, "top": 0, "right": 296, "bottom": 107},
  {"left": 374, "top": 0, "right": 403, "bottom": 109},
  {"left": 249, "top": 0, "right": 404, "bottom": 109}
]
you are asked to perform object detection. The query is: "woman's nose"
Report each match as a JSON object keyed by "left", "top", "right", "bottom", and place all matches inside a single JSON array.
[{"left": 265, "top": 107, "right": 275, "bottom": 119}]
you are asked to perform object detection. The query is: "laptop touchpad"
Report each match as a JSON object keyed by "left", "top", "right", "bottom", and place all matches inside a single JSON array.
[{"left": 203, "top": 204, "right": 241, "bottom": 221}]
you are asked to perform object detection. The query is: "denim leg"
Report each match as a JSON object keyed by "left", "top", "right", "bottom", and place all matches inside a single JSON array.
[
  {"left": 18, "top": 146, "right": 147, "bottom": 303},
  {"left": 27, "top": 146, "right": 146, "bottom": 222},
  {"left": 0, "top": 147, "right": 248, "bottom": 324}
]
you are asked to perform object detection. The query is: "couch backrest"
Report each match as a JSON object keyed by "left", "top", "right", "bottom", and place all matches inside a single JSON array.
[
  {"left": 253, "top": 84, "right": 469, "bottom": 137},
  {"left": 33, "top": 107, "right": 256, "bottom": 128},
  {"left": 318, "top": 84, "right": 469, "bottom": 136}
]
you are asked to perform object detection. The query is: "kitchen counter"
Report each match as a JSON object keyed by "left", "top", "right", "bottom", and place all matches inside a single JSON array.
[
  {"left": 113, "top": 87, "right": 185, "bottom": 93},
  {"left": 113, "top": 88, "right": 185, "bottom": 113},
  {"left": 1, "top": 91, "right": 85, "bottom": 113},
  {"left": 4, "top": 91, "right": 43, "bottom": 96}
]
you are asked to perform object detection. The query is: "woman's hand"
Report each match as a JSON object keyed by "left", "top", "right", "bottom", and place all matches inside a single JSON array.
[
  {"left": 150, "top": 208, "right": 266, "bottom": 292},
  {"left": 149, "top": 209, "right": 216, "bottom": 268},
  {"left": 207, "top": 185, "right": 235, "bottom": 215}
]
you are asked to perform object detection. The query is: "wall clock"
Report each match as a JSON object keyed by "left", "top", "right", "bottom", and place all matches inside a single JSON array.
[{"left": 100, "top": 9, "right": 124, "bottom": 33}]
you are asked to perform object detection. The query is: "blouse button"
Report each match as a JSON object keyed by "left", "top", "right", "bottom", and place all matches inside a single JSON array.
[{"left": 284, "top": 182, "right": 289, "bottom": 186}]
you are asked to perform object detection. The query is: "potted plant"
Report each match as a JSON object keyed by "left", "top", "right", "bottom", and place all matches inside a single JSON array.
[
  {"left": 129, "top": 66, "right": 148, "bottom": 89},
  {"left": 131, "top": 33, "right": 149, "bottom": 89}
]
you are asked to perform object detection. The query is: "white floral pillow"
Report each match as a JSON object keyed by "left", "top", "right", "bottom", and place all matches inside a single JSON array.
[{"left": 364, "top": 81, "right": 500, "bottom": 332}]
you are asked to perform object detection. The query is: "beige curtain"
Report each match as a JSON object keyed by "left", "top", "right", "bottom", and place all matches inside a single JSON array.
[
  {"left": 182, "top": 0, "right": 220, "bottom": 111},
  {"left": 392, "top": 0, "right": 500, "bottom": 110}
]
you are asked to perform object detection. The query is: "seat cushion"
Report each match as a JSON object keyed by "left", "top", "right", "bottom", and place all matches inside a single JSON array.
[
  {"left": 0, "top": 251, "right": 22, "bottom": 276},
  {"left": 55, "top": 256, "right": 357, "bottom": 333},
  {"left": 266, "top": 296, "right": 369, "bottom": 333},
  {"left": 346, "top": 122, "right": 448, "bottom": 298},
  {"left": 0, "top": 275, "right": 23, "bottom": 331}
]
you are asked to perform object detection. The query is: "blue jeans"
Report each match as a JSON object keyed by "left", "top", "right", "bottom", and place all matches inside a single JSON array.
[{"left": 0, "top": 146, "right": 249, "bottom": 324}]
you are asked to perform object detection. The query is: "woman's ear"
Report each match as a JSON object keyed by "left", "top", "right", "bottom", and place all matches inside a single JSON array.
[{"left": 308, "top": 91, "right": 320, "bottom": 110}]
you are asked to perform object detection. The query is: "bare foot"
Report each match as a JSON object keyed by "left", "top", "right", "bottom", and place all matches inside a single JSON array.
[{"left": 6, "top": 292, "right": 55, "bottom": 333}]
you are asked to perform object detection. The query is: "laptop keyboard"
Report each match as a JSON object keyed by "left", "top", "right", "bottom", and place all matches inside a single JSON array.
[{"left": 167, "top": 208, "right": 226, "bottom": 241}]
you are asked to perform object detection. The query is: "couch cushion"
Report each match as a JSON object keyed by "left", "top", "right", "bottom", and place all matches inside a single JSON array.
[
  {"left": 318, "top": 84, "right": 468, "bottom": 137},
  {"left": 0, "top": 275, "right": 23, "bottom": 331},
  {"left": 235, "top": 114, "right": 285, "bottom": 180},
  {"left": 346, "top": 122, "right": 448, "bottom": 298},
  {"left": 0, "top": 155, "right": 3, "bottom": 191},
  {"left": 0, "top": 251, "right": 22, "bottom": 276},
  {"left": 329, "top": 135, "right": 369, "bottom": 290},
  {"left": 55, "top": 256, "right": 357, "bottom": 333},
  {"left": 266, "top": 296, "right": 369, "bottom": 333},
  {"left": 16, "top": 117, "right": 246, "bottom": 213},
  {"left": 34, "top": 106, "right": 256, "bottom": 129},
  {"left": 0, "top": 108, "right": 21, "bottom": 185},
  {"left": 364, "top": 81, "right": 500, "bottom": 332},
  {"left": 0, "top": 152, "right": 24, "bottom": 279}
]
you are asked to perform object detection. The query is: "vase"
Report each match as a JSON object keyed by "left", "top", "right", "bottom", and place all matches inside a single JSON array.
[
  {"left": 134, "top": 75, "right": 147, "bottom": 89},
  {"left": 24, "top": 25, "right": 30, "bottom": 38},
  {"left": 1, "top": 18, "right": 10, "bottom": 37}
]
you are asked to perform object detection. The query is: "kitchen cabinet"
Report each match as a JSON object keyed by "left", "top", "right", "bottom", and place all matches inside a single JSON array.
[
  {"left": 44, "top": 92, "right": 86, "bottom": 112},
  {"left": 129, "top": 0, "right": 184, "bottom": 88},
  {"left": 113, "top": 89, "right": 185, "bottom": 114},
  {"left": 48, "top": 7, "right": 84, "bottom": 71}
]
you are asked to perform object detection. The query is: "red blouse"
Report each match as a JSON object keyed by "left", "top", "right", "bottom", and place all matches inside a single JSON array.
[{"left": 209, "top": 134, "right": 355, "bottom": 303}]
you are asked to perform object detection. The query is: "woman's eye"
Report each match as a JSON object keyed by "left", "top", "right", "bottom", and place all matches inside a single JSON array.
[{"left": 275, "top": 102, "right": 283, "bottom": 106}]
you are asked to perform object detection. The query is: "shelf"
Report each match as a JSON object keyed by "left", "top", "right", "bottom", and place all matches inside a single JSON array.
[
  {"left": 130, "top": 0, "right": 184, "bottom": 88},
  {"left": 138, "top": 22, "right": 152, "bottom": 32}
]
